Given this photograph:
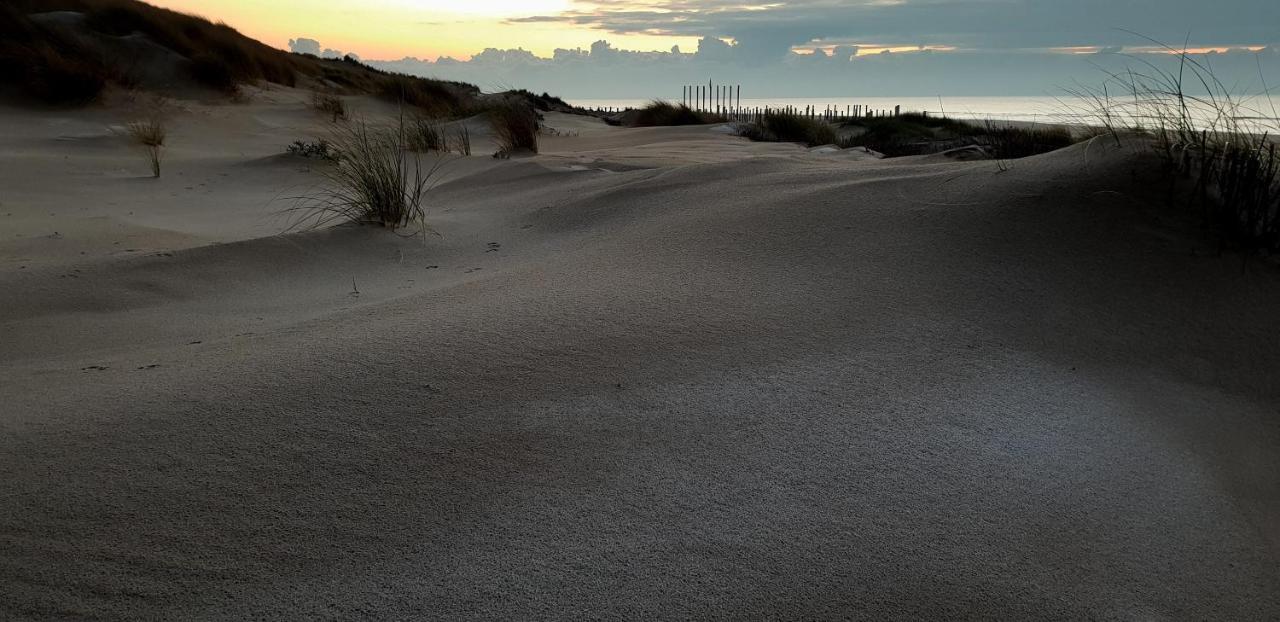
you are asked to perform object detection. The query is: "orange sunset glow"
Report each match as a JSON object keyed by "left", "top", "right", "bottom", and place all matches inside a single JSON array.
[{"left": 144, "top": 0, "right": 700, "bottom": 59}]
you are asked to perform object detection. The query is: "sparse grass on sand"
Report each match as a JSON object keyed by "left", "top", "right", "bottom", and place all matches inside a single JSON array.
[
  {"left": 1067, "top": 39, "right": 1279, "bottom": 253},
  {"left": 490, "top": 101, "right": 540, "bottom": 155},
  {"left": 287, "top": 117, "right": 441, "bottom": 233},
  {"left": 628, "top": 101, "right": 726, "bottom": 127}
]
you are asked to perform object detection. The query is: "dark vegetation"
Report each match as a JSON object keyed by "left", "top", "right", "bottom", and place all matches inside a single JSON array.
[
  {"left": 736, "top": 110, "right": 1076, "bottom": 159},
  {"left": 626, "top": 101, "right": 726, "bottom": 127},
  {"left": 408, "top": 116, "right": 448, "bottom": 153},
  {"left": 0, "top": 0, "right": 479, "bottom": 112},
  {"left": 490, "top": 101, "right": 540, "bottom": 155},
  {"left": 739, "top": 112, "right": 838, "bottom": 147},
  {"left": 286, "top": 139, "right": 338, "bottom": 161},
  {"left": 506, "top": 89, "right": 575, "bottom": 113}
]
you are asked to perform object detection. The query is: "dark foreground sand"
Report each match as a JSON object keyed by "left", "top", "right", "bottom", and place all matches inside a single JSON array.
[{"left": 2, "top": 101, "right": 1279, "bottom": 619}]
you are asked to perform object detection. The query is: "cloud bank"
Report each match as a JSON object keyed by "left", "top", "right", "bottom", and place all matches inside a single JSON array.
[
  {"left": 296, "top": 0, "right": 1280, "bottom": 98},
  {"left": 361, "top": 41, "right": 1279, "bottom": 99}
]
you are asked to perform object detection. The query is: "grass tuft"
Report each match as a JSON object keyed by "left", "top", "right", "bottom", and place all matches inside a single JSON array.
[
  {"left": 311, "top": 90, "right": 346, "bottom": 122},
  {"left": 125, "top": 101, "right": 168, "bottom": 178},
  {"left": 452, "top": 124, "right": 472, "bottom": 156},
  {"left": 1067, "top": 38, "right": 1279, "bottom": 253},
  {"left": 287, "top": 116, "right": 441, "bottom": 233},
  {"left": 407, "top": 115, "right": 447, "bottom": 152},
  {"left": 489, "top": 101, "right": 539, "bottom": 155}
]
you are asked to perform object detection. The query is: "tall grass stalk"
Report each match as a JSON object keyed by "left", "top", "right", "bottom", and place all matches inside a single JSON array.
[
  {"left": 452, "top": 125, "right": 472, "bottom": 156},
  {"left": 1068, "top": 38, "right": 1279, "bottom": 252}
]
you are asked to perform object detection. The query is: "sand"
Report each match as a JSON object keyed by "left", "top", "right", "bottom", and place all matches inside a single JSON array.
[{"left": 2, "top": 88, "right": 1279, "bottom": 619}]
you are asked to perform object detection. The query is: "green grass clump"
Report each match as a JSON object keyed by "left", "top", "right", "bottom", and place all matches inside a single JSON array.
[
  {"left": 833, "top": 114, "right": 1076, "bottom": 159},
  {"left": 490, "top": 101, "right": 539, "bottom": 155},
  {"left": 740, "top": 112, "right": 838, "bottom": 147},
  {"left": 980, "top": 124, "right": 1076, "bottom": 159},
  {"left": 839, "top": 113, "right": 980, "bottom": 156},
  {"left": 630, "top": 101, "right": 725, "bottom": 127},
  {"left": 288, "top": 118, "right": 439, "bottom": 233},
  {"left": 1067, "top": 37, "right": 1279, "bottom": 253}
]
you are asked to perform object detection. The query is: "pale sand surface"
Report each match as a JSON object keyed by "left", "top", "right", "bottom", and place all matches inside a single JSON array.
[{"left": 2, "top": 89, "right": 1280, "bottom": 619}]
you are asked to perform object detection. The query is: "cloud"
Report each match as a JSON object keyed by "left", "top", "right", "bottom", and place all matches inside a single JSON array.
[
  {"left": 364, "top": 38, "right": 1280, "bottom": 100},
  {"left": 288, "top": 37, "right": 321, "bottom": 56}
]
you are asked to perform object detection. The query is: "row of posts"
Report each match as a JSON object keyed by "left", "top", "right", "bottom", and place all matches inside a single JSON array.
[
  {"left": 582, "top": 90, "right": 914, "bottom": 123},
  {"left": 680, "top": 83, "right": 904, "bottom": 123},
  {"left": 683, "top": 82, "right": 741, "bottom": 116},
  {"left": 729, "top": 104, "right": 905, "bottom": 124}
]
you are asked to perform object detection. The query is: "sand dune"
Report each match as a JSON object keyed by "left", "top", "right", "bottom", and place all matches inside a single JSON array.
[{"left": 2, "top": 91, "right": 1279, "bottom": 619}]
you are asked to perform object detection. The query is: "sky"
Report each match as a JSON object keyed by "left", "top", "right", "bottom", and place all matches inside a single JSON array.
[{"left": 147, "top": 0, "right": 1280, "bottom": 98}]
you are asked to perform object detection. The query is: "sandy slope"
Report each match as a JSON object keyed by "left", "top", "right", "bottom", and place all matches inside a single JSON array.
[{"left": 2, "top": 90, "right": 1279, "bottom": 619}]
